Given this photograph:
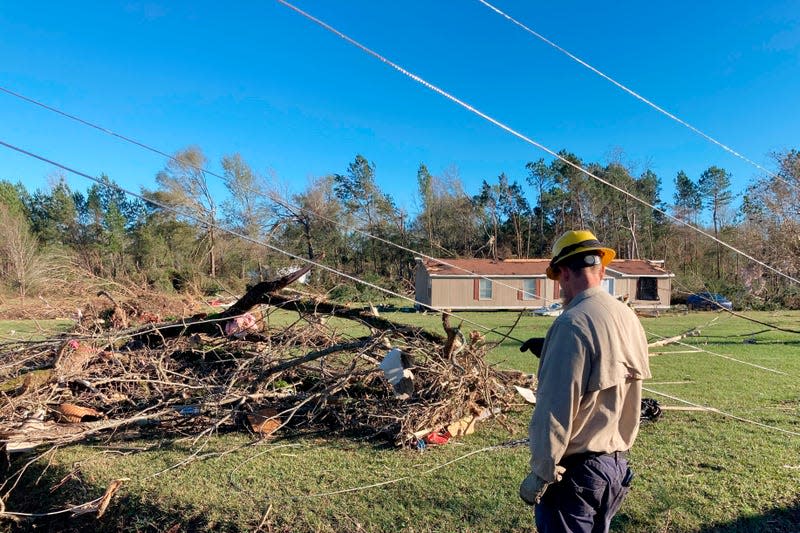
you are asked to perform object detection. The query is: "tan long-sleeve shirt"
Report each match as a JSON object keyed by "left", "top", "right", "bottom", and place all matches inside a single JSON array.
[{"left": 529, "top": 286, "right": 651, "bottom": 482}]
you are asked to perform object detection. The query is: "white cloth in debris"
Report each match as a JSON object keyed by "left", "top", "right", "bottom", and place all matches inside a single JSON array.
[{"left": 379, "top": 348, "right": 413, "bottom": 385}]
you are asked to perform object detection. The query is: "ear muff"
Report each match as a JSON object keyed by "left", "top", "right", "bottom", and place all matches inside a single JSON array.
[{"left": 547, "top": 230, "right": 615, "bottom": 280}]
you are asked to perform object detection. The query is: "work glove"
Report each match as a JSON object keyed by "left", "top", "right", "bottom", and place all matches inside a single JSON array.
[
  {"left": 518, "top": 472, "right": 549, "bottom": 505},
  {"left": 519, "top": 337, "right": 545, "bottom": 357},
  {"left": 519, "top": 465, "right": 565, "bottom": 506}
]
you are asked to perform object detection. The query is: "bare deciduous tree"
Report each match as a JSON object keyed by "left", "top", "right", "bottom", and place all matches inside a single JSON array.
[{"left": 0, "top": 204, "right": 45, "bottom": 299}]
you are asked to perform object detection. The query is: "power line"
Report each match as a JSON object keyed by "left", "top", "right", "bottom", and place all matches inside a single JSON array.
[
  {"left": 1, "top": 10, "right": 795, "bottom": 299},
  {"left": 274, "top": 0, "right": 800, "bottom": 288},
  {"left": 0, "top": 138, "right": 527, "bottom": 344},
  {"left": 1, "top": 9, "right": 795, "bottom": 370},
  {"left": 646, "top": 331, "right": 786, "bottom": 375},
  {"left": 267, "top": 191, "right": 558, "bottom": 305},
  {"left": 3, "top": 140, "right": 795, "bottom": 449},
  {"left": 475, "top": 0, "right": 799, "bottom": 194},
  {"left": 644, "top": 387, "right": 800, "bottom": 437},
  {"left": 1, "top": 25, "right": 793, "bottom": 382},
  {"left": 0, "top": 86, "right": 179, "bottom": 165},
  {"left": 0, "top": 85, "right": 558, "bottom": 306}
]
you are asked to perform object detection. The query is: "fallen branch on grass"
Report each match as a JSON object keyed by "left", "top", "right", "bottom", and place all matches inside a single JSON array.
[
  {"left": 647, "top": 327, "right": 701, "bottom": 348},
  {"left": 0, "top": 268, "right": 534, "bottom": 521},
  {"left": 0, "top": 478, "right": 128, "bottom": 522}
]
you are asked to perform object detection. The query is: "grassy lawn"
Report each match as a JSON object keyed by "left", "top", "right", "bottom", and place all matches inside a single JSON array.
[
  {"left": 1, "top": 310, "right": 799, "bottom": 532},
  {"left": 0, "top": 319, "right": 73, "bottom": 342}
]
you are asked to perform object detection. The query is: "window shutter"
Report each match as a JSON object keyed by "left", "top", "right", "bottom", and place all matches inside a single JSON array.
[
  {"left": 517, "top": 289, "right": 522, "bottom": 300},
  {"left": 536, "top": 279, "right": 542, "bottom": 298},
  {"left": 473, "top": 279, "right": 479, "bottom": 300}
]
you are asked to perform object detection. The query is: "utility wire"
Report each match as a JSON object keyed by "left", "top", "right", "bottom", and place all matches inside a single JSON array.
[
  {"left": 0, "top": 84, "right": 557, "bottom": 306},
  {"left": 2, "top": 9, "right": 796, "bottom": 301},
  {"left": 671, "top": 278, "right": 800, "bottom": 335},
  {"left": 0, "top": 139, "right": 527, "bottom": 344},
  {"left": 7, "top": 127, "right": 783, "bottom": 379},
  {"left": 274, "top": 0, "right": 800, "bottom": 288},
  {"left": 2, "top": 7, "right": 793, "bottom": 363},
  {"left": 646, "top": 331, "right": 786, "bottom": 375},
  {"left": 475, "top": 0, "right": 798, "bottom": 193},
  {"left": 3, "top": 144, "right": 796, "bottom": 490},
  {"left": 644, "top": 387, "right": 800, "bottom": 437},
  {"left": 1, "top": 19, "right": 791, "bottom": 383},
  {"left": 1, "top": 12, "right": 793, "bottom": 367}
]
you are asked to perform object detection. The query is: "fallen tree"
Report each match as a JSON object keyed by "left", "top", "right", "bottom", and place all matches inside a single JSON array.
[{"left": 0, "top": 267, "right": 534, "bottom": 521}]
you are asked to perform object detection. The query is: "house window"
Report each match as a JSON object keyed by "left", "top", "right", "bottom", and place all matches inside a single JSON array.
[
  {"left": 636, "top": 277, "right": 658, "bottom": 300},
  {"left": 601, "top": 278, "right": 615, "bottom": 295},
  {"left": 521, "top": 279, "right": 539, "bottom": 300},
  {"left": 479, "top": 278, "right": 493, "bottom": 300}
]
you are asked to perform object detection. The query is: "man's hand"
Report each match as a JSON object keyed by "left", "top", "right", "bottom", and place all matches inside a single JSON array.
[
  {"left": 519, "top": 472, "right": 549, "bottom": 505},
  {"left": 519, "top": 337, "right": 545, "bottom": 357}
]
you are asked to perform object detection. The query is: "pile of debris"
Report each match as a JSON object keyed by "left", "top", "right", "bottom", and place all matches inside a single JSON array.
[{"left": 0, "top": 267, "right": 534, "bottom": 456}]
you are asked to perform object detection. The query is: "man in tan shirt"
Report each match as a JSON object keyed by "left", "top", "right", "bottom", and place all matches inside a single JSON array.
[{"left": 519, "top": 230, "right": 651, "bottom": 533}]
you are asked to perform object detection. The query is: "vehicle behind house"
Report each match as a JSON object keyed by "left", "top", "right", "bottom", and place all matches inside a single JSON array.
[{"left": 686, "top": 292, "right": 733, "bottom": 311}]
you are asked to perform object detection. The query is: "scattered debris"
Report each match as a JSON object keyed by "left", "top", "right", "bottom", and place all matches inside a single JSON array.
[
  {"left": 532, "top": 303, "right": 562, "bottom": 317},
  {"left": 640, "top": 398, "right": 663, "bottom": 422},
  {"left": 224, "top": 312, "right": 259, "bottom": 338},
  {"left": 0, "top": 267, "right": 538, "bottom": 523},
  {"left": 447, "top": 407, "right": 498, "bottom": 437},
  {"left": 514, "top": 386, "right": 537, "bottom": 404},
  {"left": 423, "top": 430, "right": 450, "bottom": 446},
  {"left": 647, "top": 328, "right": 700, "bottom": 348},
  {"left": 247, "top": 408, "right": 282, "bottom": 436},
  {"left": 56, "top": 403, "right": 105, "bottom": 424},
  {"left": 0, "top": 267, "right": 533, "bottom": 454}
]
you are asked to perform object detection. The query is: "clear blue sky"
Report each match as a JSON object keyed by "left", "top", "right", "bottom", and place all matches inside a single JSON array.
[{"left": 1, "top": 1, "right": 798, "bottom": 217}]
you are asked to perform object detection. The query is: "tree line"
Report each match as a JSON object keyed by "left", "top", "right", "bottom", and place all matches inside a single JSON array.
[{"left": 1, "top": 146, "right": 799, "bottom": 308}]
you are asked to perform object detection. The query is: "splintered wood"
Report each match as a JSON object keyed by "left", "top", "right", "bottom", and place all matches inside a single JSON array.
[{"left": 0, "top": 272, "right": 533, "bottom": 454}]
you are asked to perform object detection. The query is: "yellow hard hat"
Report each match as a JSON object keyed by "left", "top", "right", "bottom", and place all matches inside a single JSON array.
[{"left": 546, "top": 230, "right": 616, "bottom": 280}]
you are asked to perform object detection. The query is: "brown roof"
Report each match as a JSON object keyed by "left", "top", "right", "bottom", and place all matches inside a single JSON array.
[
  {"left": 606, "top": 260, "right": 672, "bottom": 277},
  {"left": 421, "top": 258, "right": 548, "bottom": 277},
  {"left": 419, "top": 258, "right": 671, "bottom": 277}
]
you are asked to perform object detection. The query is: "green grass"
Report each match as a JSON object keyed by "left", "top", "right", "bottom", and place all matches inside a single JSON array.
[
  {"left": 2, "top": 310, "right": 799, "bottom": 532},
  {"left": 0, "top": 319, "right": 73, "bottom": 341}
]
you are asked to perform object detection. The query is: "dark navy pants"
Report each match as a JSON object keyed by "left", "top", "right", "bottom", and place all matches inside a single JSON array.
[{"left": 534, "top": 452, "right": 631, "bottom": 533}]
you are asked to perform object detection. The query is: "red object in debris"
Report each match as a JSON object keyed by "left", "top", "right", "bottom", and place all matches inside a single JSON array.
[{"left": 424, "top": 430, "right": 451, "bottom": 445}]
